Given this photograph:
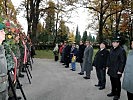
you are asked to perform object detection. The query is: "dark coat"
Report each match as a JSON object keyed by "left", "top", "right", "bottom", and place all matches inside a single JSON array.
[
  {"left": 93, "top": 48, "right": 109, "bottom": 69},
  {"left": 107, "top": 46, "right": 126, "bottom": 78},
  {"left": 64, "top": 45, "right": 71, "bottom": 63},
  {"left": 83, "top": 46, "right": 93, "bottom": 71},
  {"left": 61, "top": 45, "right": 66, "bottom": 63},
  {"left": 76, "top": 44, "right": 86, "bottom": 63}
]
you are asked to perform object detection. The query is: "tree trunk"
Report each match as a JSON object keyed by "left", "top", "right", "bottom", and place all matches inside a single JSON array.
[
  {"left": 53, "top": 12, "right": 59, "bottom": 44},
  {"left": 98, "top": 0, "right": 104, "bottom": 43}
]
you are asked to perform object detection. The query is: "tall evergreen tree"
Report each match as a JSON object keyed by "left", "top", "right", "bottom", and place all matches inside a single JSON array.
[
  {"left": 75, "top": 25, "right": 81, "bottom": 44},
  {"left": 82, "top": 31, "right": 87, "bottom": 43},
  {"left": 87, "top": 33, "right": 93, "bottom": 42},
  {"left": 45, "top": 1, "right": 55, "bottom": 43},
  {"left": 92, "top": 36, "right": 96, "bottom": 42}
]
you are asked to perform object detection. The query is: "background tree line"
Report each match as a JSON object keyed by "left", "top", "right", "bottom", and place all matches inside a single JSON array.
[{"left": 1, "top": 0, "right": 133, "bottom": 47}]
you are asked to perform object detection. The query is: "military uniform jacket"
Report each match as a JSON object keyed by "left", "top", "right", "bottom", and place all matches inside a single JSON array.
[
  {"left": 107, "top": 46, "right": 126, "bottom": 78},
  {"left": 11, "top": 43, "right": 21, "bottom": 59},
  {"left": 0, "top": 45, "right": 8, "bottom": 92},
  {"left": 3, "top": 42, "right": 15, "bottom": 71}
]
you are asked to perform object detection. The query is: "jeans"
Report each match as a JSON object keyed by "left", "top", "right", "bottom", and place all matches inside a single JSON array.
[{"left": 71, "top": 62, "right": 76, "bottom": 70}]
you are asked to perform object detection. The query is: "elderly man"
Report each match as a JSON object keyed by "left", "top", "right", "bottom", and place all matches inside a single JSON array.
[
  {"left": 107, "top": 37, "right": 126, "bottom": 100},
  {"left": 82, "top": 41, "right": 93, "bottom": 79},
  {"left": 0, "top": 23, "right": 8, "bottom": 100}
]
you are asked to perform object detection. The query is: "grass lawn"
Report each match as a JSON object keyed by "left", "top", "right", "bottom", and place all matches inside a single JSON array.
[
  {"left": 34, "top": 49, "right": 99, "bottom": 59},
  {"left": 34, "top": 50, "right": 54, "bottom": 59}
]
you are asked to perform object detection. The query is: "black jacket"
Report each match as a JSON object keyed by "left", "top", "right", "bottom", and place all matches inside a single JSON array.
[
  {"left": 64, "top": 45, "right": 71, "bottom": 63},
  {"left": 76, "top": 44, "right": 86, "bottom": 63},
  {"left": 107, "top": 46, "right": 127, "bottom": 78},
  {"left": 93, "top": 48, "right": 109, "bottom": 69}
]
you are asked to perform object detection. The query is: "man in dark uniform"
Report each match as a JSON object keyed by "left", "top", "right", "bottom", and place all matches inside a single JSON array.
[
  {"left": 93, "top": 41, "right": 109, "bottom": 90},
  {"left": 107, "top": 37, "right": 126, "bottom": 100}
]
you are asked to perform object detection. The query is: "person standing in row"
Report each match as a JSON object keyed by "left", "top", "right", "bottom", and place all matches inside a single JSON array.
[
  {"left": 93, "top": 41, "right": 109, "bottom": 90},
  {"left": 61, "top": 41, "right": 67, "bottom": 64},
  {"left": 53, "top": 44, "right": 59, "bottom": 61},
  {"left": 64, "top": 42, "right": 71, "bottom": 68},
  {"left": 70, "top": 42, "right": 77, "bottom": 71},
  {"left": 122, "top": 39, "right": 133, "bottom": 100},
  {"left": 107, "top": 37, "right": 126, "bottom": 100},
  {"left": 82, "top": 41, "right": 93, "bottom": 79},
  {"left": 77, "top": 41, "right": 86, "bottom": 75}
]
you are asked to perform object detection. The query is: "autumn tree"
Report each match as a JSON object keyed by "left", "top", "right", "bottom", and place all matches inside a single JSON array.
[
  {"left": 68, "top": 31, "right": 75, "bottom": 43},
  {"left": 0, "top": 0, "right": 17, "bottom": 21}
]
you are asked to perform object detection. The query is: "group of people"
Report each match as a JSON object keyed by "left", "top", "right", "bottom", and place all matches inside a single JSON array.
[
  {"left": 53, "top": 38, "right": 133, "bottom": 100},
  {"left": 0, "top": 19, "right": 35, "bottom": 100}
]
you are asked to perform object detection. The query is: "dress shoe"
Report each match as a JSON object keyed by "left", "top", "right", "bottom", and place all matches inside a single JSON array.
[
  {"left": 16, "top": 84, "right": 23, "bottom": 89},
  {"left": 17, "top": 96, "right": 22, "bottom": 100},
  {"left": 72, "top": 69, "right": 76, "bottom": 71},
  {"left": 83, "top": 76, "right": 90, "bottom": 79},
  {"left": 99, "top": 86, "right": 105, "bottom": 90},
  {"left": 95, "top": 84, "right": 101, "bottom": 87},
  {"left": 22, "top": 69, "right": 26, "bottom": 72},
  {"left": 113, "top": 96, "right": 120, "bottom": 100},
  {"left": 19, "top": 73, "right": 24, "bottom": 78},
  {"left": 107, "top": 92, "right": 115, "bottom": 97},
  {"left": 65, "top": 66, "right": 69, "bottom": 68},
  {"left": 8, "top": 96, "right": 21, "bottom": 100},
  {"left": 78, "top": 72, "right": 84, "bottom": 75}
]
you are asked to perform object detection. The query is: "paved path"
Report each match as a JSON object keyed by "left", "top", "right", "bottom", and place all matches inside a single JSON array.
[{"left": 18, "top": 58, "right": 127, "bottom": 100}]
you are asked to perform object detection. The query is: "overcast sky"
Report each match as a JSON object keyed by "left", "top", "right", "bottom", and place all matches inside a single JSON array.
[{"left": 11, "top": 0, "right": 96, "bottom": 36}]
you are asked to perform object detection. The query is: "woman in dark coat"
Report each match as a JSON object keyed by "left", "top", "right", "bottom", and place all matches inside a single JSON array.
[{"left": 93, "top": 41, "right": 109, "bottom": 90}]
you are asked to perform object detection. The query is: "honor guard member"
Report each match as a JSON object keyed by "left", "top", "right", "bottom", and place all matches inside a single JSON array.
[
  {"left": 19, "top": 34, "right": 25, "bottom": 72},
  {"left": 11, "top": 30, "right": 24, "bottom": 78},
  {"left": 3, "top": 22, "right": 21, "bottom": 100},
  {"left": 0, "top": 23, "right": 8, "bottom": 100}
]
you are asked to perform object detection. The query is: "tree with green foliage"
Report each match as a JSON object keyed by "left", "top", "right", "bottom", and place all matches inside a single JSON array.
[
  {"left": 57, "top": 19, "right": 69, "bottom": 43},
  {"left": 82, "top": 31, "right": 87, "bottom": 43},
  {"left": 45, "top": 1, "right": 55, "bottom": 36},
  {"left": 75, "top": 25, "right": 81, "bottom": 44},
  {"left": 92, "top": 36, "right": 96, "bottom": 43},
  {"left": 87, "top": 33, "right": 92, "bottom": 42}
]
